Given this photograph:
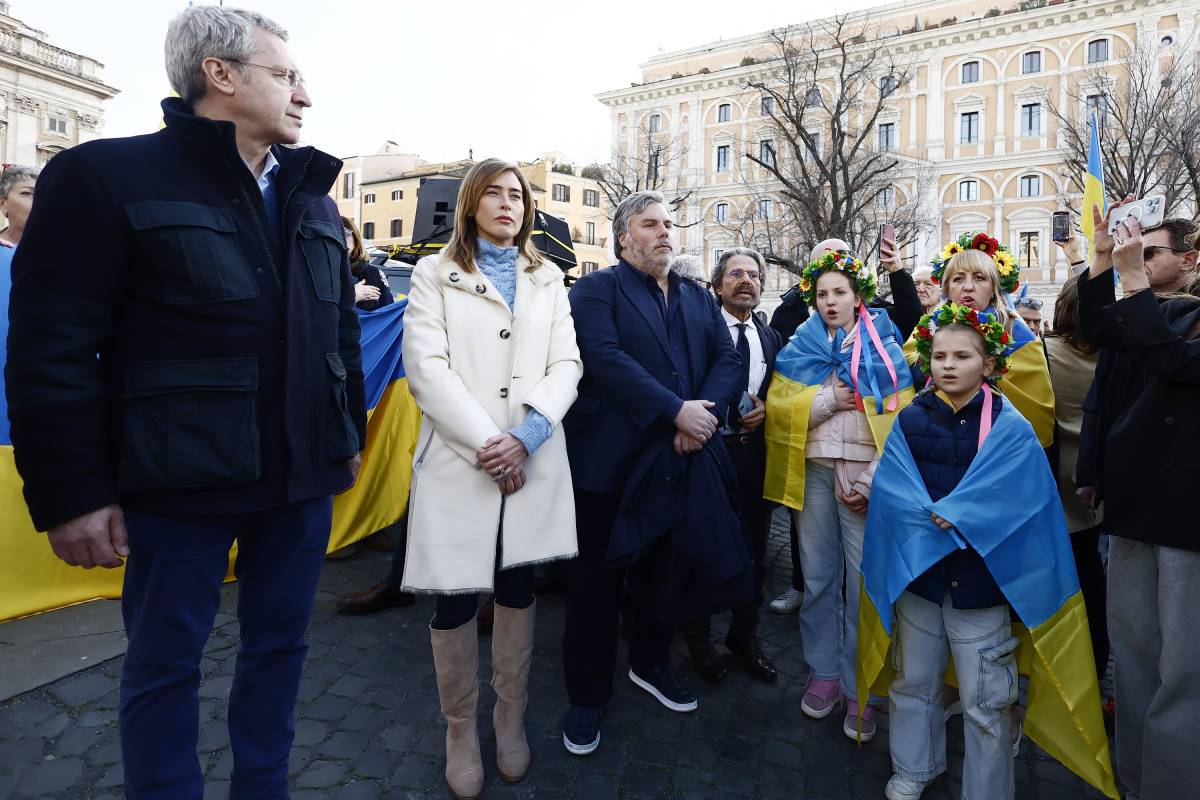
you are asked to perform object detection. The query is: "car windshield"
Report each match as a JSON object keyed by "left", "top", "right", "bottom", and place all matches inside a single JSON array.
[{"left": 385, "top": 271, "right": 412, "bottom": 298}]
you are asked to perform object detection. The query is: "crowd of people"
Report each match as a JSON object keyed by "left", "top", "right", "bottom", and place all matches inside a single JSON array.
[{"left": 3, "top": 5, "right": 1197, "bottom": 800}]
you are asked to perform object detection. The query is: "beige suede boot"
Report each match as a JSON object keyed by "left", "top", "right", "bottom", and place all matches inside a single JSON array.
[
  {"left": 431, "top": 617, "right": 484, "bottom": 800},
  {"left": 491, "top": 601, "right": 535, "bottom": 782}
]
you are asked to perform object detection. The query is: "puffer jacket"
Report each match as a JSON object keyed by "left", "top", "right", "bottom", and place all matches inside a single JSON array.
[{"left": 900, "top": 388, "right": 1007, "bottom": 609}]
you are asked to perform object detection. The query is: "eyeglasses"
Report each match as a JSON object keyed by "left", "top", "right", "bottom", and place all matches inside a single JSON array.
[
  {"left": 227, "top": 59, "right": 306, "bottom": 90},
  {"left": 1143, "top": 246, "right": 1187, "bottom": 261},
  {"left": 726, "top": 269, "right": 761, "bottom": 281}
]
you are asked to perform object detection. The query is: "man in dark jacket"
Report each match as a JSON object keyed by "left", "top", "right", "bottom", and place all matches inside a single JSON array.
[
  {"left": 5, "top": 8, "right": 365, "bottom": 798},
  {"left": 679, "top": 247, "right": 782, "bottom": 686},
  {"left": 560, "top": 191, "right": 740, "bottom": 756},
  {"left": 1078, "top": 208, "right": 1200, "bottom": 800}
]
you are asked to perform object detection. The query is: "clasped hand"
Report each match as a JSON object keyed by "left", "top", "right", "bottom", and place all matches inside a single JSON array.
[
  {"left": 674, "top": 399, "right": 717, "bottom": 455},
  {"left": 477, "top": 433, "right": 529, "bottom": 496}
]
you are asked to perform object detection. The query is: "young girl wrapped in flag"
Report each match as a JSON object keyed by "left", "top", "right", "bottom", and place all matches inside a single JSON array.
[
  {"left": 858, "top": 305, "right": 1116, "bottom": 800},
  {"left": 905, "top": 233, "right": 1055, "bottom": 446},
  {"left": 764, "top": 250, "right": 916, "bottom": 743}
]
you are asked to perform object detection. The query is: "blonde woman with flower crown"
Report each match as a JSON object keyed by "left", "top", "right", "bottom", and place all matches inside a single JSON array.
[
  {"left": 908, "top": 234, "right": 1055, "bottom": 447},
  {"left": 764, "top": 246, "right": 921, "bottom": 744}
]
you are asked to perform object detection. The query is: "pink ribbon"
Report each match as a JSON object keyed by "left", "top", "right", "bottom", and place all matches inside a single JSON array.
[
  {"left": 849, "top": 301, "right": 901, "bottom": 413},
  {"left": 978, "top": 382, "right": 993, "bottom": 450}
]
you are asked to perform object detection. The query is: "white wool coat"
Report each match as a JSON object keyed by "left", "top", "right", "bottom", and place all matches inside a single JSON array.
[{"left": 399, "top": 251, "right": 582, "bottom": 593}]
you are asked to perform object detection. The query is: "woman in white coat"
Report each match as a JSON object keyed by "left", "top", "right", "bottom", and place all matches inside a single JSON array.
[{"left": 400, "top": 158, "right": 582, "bottom": 800}]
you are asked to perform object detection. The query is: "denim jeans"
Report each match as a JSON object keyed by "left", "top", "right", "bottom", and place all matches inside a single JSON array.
[
  {"left": 889, "top": 591, "right": 1016, "bottom": 799},
  {"left": 794, "top": 461, "right": 866, "bottom": 699},
  {"left": 1108, "top": 536, "right": 1200, "bottom": 800}
]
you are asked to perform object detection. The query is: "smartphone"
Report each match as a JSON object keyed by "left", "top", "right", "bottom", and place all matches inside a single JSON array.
[
  {"left": 1052, "top": 211, "right": 1071, "bottom": 243},
  {"left": 879, "top": 223, "right": 896, "bottom": 256},
  {"left": 737, "top": 391, "right": 755, "bottom": 418},
  {"left": 1108, "top": 195, "right": 1166, "bottom": 235}
]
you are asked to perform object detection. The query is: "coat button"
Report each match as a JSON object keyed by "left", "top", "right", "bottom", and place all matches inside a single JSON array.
[
  {"left": 951, "top": 580, "right": 959, "bottom": 588},
  {"left": 476, "top": 284, "right": 487, "bottom": 294},
  {"left": 499, "top": 388, "right": 509, "bottom": 398},
  {"left": 1165, "top": 416, "right": 1175, "bottom": 425},
  {"left": 960, "top": 419, "right": 966, "bottom": 425},
  {"left": 449, "top": 272, "right": 460, "bottom": 283},
  {"left": 500, "top": 329, "right": 511, "bottom": 339}
]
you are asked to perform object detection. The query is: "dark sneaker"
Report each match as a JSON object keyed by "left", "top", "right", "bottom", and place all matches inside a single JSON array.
[
  {"left": 628, "top": 665, "right": 698, "bottom": 712},
  {"left": 562, "top": 705, "right": 602, "bottom": 756}
]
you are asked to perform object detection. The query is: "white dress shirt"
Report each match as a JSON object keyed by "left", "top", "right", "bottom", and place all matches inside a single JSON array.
[{"left": 721, "top": 306, "right": 767, "bottom": 396}]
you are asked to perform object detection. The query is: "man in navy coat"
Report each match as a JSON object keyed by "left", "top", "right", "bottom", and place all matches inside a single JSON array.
[
  {"left": 560, "top": 191, "right": 740, "bottom": 755},
  {"left": 5, "top": 8, "right": 364, "bottom": 798}
]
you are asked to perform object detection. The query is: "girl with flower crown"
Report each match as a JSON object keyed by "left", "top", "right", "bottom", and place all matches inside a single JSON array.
[
  {"left": 857, "top": 306, "right": 1116, "bottom": 800},
  {"left": 764, "top": 249, "right": 920, "bottom": 743},
  {"left": 913, "top": 234, "right": 1055, "bottom": 447}
]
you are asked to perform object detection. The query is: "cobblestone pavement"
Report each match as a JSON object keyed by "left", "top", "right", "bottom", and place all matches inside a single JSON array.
[{"left": 0, "top": 510, "right": 1109, "bottom": 799}]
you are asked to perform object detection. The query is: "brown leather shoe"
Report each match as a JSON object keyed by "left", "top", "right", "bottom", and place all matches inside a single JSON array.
[{"left": 336, "top": 581, "right": 415, "bottom": 616}]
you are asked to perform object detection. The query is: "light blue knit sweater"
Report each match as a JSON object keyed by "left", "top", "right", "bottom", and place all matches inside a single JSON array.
[{"left": 476, "top": 238, "right": 554, "bottom": 455}]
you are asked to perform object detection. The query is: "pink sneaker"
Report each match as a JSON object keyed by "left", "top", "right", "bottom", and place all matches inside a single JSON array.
[
  {"left": 801, "top": 678, "right": 843, "bottom": 719},
  {"left": 843, "top": 700, "right": 876, "bottom": 742}
]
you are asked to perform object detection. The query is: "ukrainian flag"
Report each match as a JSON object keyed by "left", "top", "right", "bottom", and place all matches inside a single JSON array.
[
  {"left": 1081, "top": 111, "right": 1107, "bottom": 261},
  {"left": 904, "top": 311, "right": 1054, "bottom": 447},
  {"left": 857, "top": 398, "right": 1117, "bottom": 798},
  {"left": 0, "top": 299, "right": 420, "bottom": 622},
  {"left": 764, "top": 308, "right": 915, "bottom": 510}
]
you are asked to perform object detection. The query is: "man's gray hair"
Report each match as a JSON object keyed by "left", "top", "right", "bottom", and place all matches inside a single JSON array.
[
  {"left": 712, "top": 247, "right": 766, "bottom": 288},
  {"left": 165, "top": 6, "right": 289, "bottom": 104},
  {"left": 612, "top": 190, "right": 667, "bottom": 258},
  {"left": 0, "top": 165, "right": 38, "bottom": 199},
  {"left": 670, "top": 254, "right": 707, "bottom": 284}
]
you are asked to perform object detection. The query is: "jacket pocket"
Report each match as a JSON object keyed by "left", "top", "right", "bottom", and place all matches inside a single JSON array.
[
  {"left": 299, "top": 220, "right": 346, "bottom": 303},
  {"left": 125, "top": 201, "right": 259, "bottom": 304},
  {"left": 325, "top": 352, "right": 360, "bottom": 460},
  {"left": 118, "top": 358, "right": 261, "bottom": 492},
  {"left": 976, "top": 635, "right": 1020, "bottom": 716}
]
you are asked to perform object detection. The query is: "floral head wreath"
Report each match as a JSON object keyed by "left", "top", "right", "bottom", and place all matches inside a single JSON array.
[
  {"left": 930, "top": 232, "right": 1020, "bottom": 295},
  {"left": 799, "top": 250, "right": 878, "bottom": 307},
  {"left": 914, "top": 303, "right": 1012, "bottom": 381}
]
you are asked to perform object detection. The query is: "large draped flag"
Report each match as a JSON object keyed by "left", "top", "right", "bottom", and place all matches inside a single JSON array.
[
  {"left": 0, "top": 299, "right": 419, "bottom": 622},
  {"left": 1080, "top": 111, "right": 1107, "bottom": 264},
  {"left": 903, "top": 310, "right": 1054, "bottom": 447},
  {"left": 764, "top": 308, "right": 915, "bottom": 510},
  {"left": 857, "top": 398, "right": 1118, "bottom": 798}
]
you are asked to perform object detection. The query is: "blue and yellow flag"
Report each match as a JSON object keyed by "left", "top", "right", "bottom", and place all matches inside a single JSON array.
[
  {"left": 1081, "top": 111, "right": 1106, "bottom": 262},
  {"left": 904, "top": 311, "right": 1054, "bottom": 446},
  {"left": 764, "top": 309, "right": 915, "bottom": 510},
  {"left": 0, "top": 300, "right": 420, "bottom": 622},
  {"left": 857, "top": 398, "right": 1117, "bottom": 798}
]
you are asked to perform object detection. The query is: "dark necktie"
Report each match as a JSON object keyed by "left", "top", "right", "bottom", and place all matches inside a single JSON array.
[{"left": 736, "top": 323, "right": 751, "bottom": 395}]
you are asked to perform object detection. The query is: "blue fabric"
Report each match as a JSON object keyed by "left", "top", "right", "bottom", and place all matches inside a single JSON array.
[
  {"left": 776, "top": 306, "right": 913, "bottom": 411},
  {"left": 563, "top": 261, "right": 740, "bottom": 495},
  {"left": 356, "top": 299, "right": 407, "bottom": 409},
  {"left": 900, "top": 390, "right": 1006, "bottom": 609},
  {"left": 476, "top": 237, "right": 518, "bottom": 309},
  {"left": 0, "top": 244, "right": 13, "bottom": 445},
  {"left": 643, "top": 270, "right": 693, "bottom": 400},
  {"left": 119, "top": 495, "right": 333, "bottom": 799},
  {"left": 864, "top": 399, "right": 1079, "bottom": 634},
  {"left": 509, "top": 409, "right": 553, "bottom": 455}
]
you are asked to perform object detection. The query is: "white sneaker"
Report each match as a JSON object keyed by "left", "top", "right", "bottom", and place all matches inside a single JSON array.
[
  {"left": 769, "top": 587, "right": 803, "bottom": 614},
  {"left": 885, "top": 774, "right": 931, "bottom": 800}
]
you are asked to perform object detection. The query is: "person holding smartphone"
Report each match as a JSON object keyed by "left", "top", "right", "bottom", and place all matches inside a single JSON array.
[{"left": 679, "top": 247, "right": 783, "bottom": 686}]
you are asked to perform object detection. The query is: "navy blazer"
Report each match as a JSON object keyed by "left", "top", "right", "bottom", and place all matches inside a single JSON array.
[{"left": 564, "top": 261, "right": 741, "bottom": 495}]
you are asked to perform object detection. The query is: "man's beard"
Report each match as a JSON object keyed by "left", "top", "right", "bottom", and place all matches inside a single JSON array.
[{"left": 628, "top": 240, "right": 672, "bottom": 278}]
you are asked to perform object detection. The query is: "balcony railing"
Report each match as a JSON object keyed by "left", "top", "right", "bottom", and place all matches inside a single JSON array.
[{"left": 0, "top": 29, "right": 102, "bottom": 83}]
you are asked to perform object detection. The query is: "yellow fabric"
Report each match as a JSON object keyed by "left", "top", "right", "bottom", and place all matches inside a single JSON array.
[
  {"left": 858, "top": 589, "right": 1118, "bottom": 798},
  {"left": 902, "top": 332, "right": 1055, "bottom": 447},
  {"left": 0, "top": 380, "right": 421, "bottom": 623},
  {"left": 763, "top": 372, "right": 913, "bottom": 511}
]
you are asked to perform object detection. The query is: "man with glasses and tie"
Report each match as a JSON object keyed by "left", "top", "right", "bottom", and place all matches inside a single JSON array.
[
  {"left": 679, "top": 247, "right": 784, "bottom": 686},
  {"left": 7, "top": 7, "right": 364, "bottom": 797}
]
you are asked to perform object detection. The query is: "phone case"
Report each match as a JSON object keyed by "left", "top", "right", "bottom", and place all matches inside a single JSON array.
[{"left": 1108, "top": 196, "right": 1165, "bottom": 234}]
